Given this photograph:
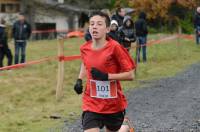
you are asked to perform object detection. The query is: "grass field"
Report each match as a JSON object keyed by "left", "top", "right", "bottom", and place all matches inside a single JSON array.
[{"left": 0, "top": 35, "right": 200, "bottom": 132}]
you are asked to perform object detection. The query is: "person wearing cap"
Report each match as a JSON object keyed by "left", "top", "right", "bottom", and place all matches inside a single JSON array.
[
  {"left": 118, "top": 16, "right": 136, "bottom": 52},
  {"left": 12, "top": 13, "right": 32, "bottom": 64},
  {"left": 194, "top": 7, "right": 200, "bottom": 45},
  {"left": 0, "top": 19, "right": 13, "bottom": 68},
  {"left": 108, "top": 20, "right": 120, "bottom": 42}
]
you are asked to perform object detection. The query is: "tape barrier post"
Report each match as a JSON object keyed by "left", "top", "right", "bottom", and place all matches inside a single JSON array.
[
  {"left": 134, "top": 38, "right": 139, "bottom": 77},
  {"left": 176, "top": 34, "right": 180, "bottom": 46},
  {"left": 176, "top": 27, "right": 182, "bottom": 55},
  {"left": 56, "top": 39, "right": 65, "bottom": 101},
  {"left": 177, "top": 27, "right": 182, "bottom": 46}
]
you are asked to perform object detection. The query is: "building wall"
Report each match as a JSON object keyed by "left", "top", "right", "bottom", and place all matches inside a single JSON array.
[
  {"left": 35, "top": 13, "right": 69, "bottom": 31},
  {"left": 34, "top": 7, "right": 79, "bottom": 31},
  {"left": 0, "top": 0, "right": 79, "bottom": 34},
  {"left": 32, "top": 6, "right": 80, "bottom": 40},
  {"left": 0, "top": 13, "right": 18, "bottom": 25},
  {"left": 0, "top": 0, "right": 20, "bottom": 25},
  {"left": 0, "top": 0, "right": 20, "bottom": 13},
  {"left": 0, "top": 0, "right": 19, "bottom": 3},
  {"left": 34, "top": 7, "right": 68, "bottom": 31}
]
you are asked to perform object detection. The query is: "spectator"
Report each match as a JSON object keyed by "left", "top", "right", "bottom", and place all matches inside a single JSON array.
[
  {"left": 111, "top": 7, "right": 126, "bottom": 27},
  {"left": 108, "top": 20, "right": 120, "bottom": 42},
  {"left": 194, "top": 7, "right": 200, "bottom": 45},
  {"left": 118, "top": 16, "right": 136, "bottom": 52},
  {"left": 84, "top": 28, "right": 92, "bottom": 41},
  {"left": 0, "top": 18, "right": 13, "bottom": 68},
  {"left": 12, "top": 13, "right": 31, "bottom": 64},
  {"left": 135, "top": 12, "right": 148, "bottom": 62}
]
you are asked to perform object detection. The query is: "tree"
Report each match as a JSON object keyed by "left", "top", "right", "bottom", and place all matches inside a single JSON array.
[
  {"left": 127, "top": 0, "right": 199, "bottom": 33},
  {"left": 63, "top": 0, "right": 115, "bottom": 9}
]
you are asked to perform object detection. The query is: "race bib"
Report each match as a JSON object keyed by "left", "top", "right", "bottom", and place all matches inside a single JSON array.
[{"left": 90, "top": 80, "right": 117, "bottom": 99}]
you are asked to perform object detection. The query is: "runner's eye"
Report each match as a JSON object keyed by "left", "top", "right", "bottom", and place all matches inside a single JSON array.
[
  {"left": 90, "top": 22, "right": 94, "bottom": 26},
  {"left": 97, "top": 22, "right": 103, "bottom": 26}
]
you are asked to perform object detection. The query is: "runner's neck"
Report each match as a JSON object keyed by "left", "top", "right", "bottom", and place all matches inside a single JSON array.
[{"left": 92, "top": 36, "right": 107, "bottom": 50}]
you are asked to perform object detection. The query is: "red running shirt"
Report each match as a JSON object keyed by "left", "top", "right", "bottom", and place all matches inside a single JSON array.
[{"left": 80, "top": 38, "right": 136, "bottom": 114}]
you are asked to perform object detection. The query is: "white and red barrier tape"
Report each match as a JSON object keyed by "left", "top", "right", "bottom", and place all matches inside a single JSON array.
[
  {"left": 0, "top": 34, "right": 193, "bottom": 71},
  {"left": 0, "top": 55, "right": 81, "bottom": 71}
]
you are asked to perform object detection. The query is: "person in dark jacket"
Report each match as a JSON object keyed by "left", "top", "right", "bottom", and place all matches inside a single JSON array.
[
  {"left": 135, "top": 12, "right": 148, "bottom": 62},
  {"left": 108, "top": 20, "right": 120, "bottom": 42},
  {"left": 84, "top": 28, "right": 92, "bottom": 41},
  {"left": 111, "top": 7, "right": 126, "bottom": 27},
  {"left": 0, "top": 19, "right": 13, "bottom": 68},
  {"left": 194, "top": 7, "right": 200, "bottom": 45},
  {"left": 118, "top": 16, "right": 136, "bottom": 52},
  {"left": 12, "top": 13, "right": 31, "bottom": 64}
]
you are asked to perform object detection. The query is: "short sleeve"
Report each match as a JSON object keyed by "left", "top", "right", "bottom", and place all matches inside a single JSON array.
[
  {"left": 80, "top": 45, "right": 84, "bottom": 61},
  {"left": 114, "top": 44, "right": 136, "bottom": 72},
  {"left": 80, "top": 41, "right": 90, "bottom": 61}
]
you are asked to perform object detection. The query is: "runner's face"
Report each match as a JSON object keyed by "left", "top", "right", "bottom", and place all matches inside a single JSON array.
[{"left": 89, "top": 15, "right": 109, "bottom": 40}]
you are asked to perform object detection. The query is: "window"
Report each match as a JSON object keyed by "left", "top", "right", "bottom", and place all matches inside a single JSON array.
[
  {"left": 1, "top": 4, "right": 6, "bottom": 13},
  {"left": 0, "top": 3, "right": 20, "bottom": 13},
  {"left": 6, "top": 4, "right": 14, "bottom": 12},
  {"left": 16, "top": 3, "right": 20, "bottom": 12}
]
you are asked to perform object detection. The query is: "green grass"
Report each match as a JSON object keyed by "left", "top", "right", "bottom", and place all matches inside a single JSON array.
[{"left": 0, "top": 35, "right": 200, "bottom": 132}]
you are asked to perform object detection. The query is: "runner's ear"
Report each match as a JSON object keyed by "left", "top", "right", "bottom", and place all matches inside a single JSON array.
[{"left": 106, "top": 27, "right": 110, "bottom": 33}]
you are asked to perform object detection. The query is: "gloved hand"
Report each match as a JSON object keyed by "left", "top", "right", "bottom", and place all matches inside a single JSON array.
[
  {"left": 91, "top": 67, "right": 108, "bottom": 81},
  {"left": 74, "top": 79, "right": 83, "bottom": 94}
]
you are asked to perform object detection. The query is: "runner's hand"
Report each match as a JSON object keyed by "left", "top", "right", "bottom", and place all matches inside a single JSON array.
[
  {"left": 74, "top": 79, "right": 83, "bottom": 94},
  {"left": 91, "top": 67, "right": 108, "bottom": 81}
]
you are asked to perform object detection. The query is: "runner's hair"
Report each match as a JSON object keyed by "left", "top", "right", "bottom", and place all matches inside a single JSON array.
[{"left": 89, "top": 11, "right": 111, "bottom": 27}]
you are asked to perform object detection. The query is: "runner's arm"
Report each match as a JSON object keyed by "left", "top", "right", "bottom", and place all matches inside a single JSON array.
[
  {"left": 108, "top": 70, "right": 135, "bottom": 80},
  {"left": 78, "top": 63, "right": 87, "bottom": 79}
]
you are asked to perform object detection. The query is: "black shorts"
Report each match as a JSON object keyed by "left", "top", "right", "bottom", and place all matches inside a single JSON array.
[{"left": 82, "top": 110, "right": 125, "bottom": 131}]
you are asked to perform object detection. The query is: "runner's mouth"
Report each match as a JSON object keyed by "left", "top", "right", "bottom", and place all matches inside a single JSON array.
[{"left": 92, "top": 31, "right": 98, "bottom": 35}]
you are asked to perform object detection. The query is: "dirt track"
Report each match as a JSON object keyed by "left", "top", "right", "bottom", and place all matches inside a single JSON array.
[{"left": 66, "top": 63, "right": 200, "bottom": 132}]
